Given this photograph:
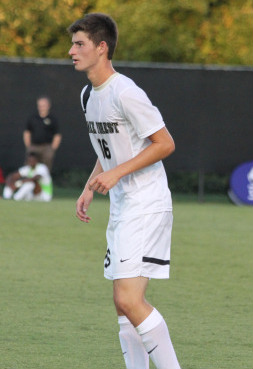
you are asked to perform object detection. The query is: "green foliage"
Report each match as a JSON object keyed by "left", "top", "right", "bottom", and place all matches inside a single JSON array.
[
  {"left": 94, "top": 0, "right": 204, "bottom": 62},
  {"left": 0, "top": 0, "right": 252, "bottom": 64},
  {"left": 0, "top": 0, "right": 93, "bottom": 58},
  {"left": 193, "top": 0, "right": 253, "bottom": 64},
  {"left": 52, "top": 168, "right": 91, "bottom": 188},
  {"left": 94, "top": 0, "right": 253, "bottom": 65},
  {"left": 167, "top": 171, "right": 230, "bottom": 194},
  {"left": 52, "top": 169, "right": 230, "bottom": 194}
]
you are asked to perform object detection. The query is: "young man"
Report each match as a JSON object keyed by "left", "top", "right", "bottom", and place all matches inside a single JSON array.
[
  {"left": 23, "top": 96, "right": 62, "bottom": 171},
  {"left": 2, "top": 152, "right": 52, "bottom": 202},
  {"left": 68, "top": 13, "right": 181, "bottom": 369}
]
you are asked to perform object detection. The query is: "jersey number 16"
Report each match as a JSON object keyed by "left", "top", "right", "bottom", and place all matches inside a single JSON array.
[{"left": 98, "top": 139, "right": 111, "bottom": 159}]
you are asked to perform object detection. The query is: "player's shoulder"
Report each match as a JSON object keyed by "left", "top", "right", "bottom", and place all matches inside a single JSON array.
[
  {"left": 36, "top": 163, "right": 50, "bottom": 174},
  {"left": 19, "top": 164, "right": 29, "bottom": 173},
  {"left": 112, "top": 73, "right": 147, "bottom": 104},
  {"left": 114, "top": 74, "right": 150, "bottom": 110},
  {"left": 113, "top": 73, "right": 137, "bottom": 92}
]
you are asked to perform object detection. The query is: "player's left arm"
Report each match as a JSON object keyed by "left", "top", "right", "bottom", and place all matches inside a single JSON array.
[
  {"left": 89, "top": 127, "right": 175, "bottom": 195},
  {"left": 21, "top": 174, "right": 41, "bottom": 183}
]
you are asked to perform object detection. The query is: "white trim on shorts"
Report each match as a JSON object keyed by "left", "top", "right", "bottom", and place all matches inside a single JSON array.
[{"left": 104, "top": 211, "right": 173, "bottom": 280}]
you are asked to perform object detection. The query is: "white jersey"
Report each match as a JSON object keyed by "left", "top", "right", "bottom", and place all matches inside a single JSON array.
[
  {"left": 81, "top": 73, "right": 172, "bottom": 220},
  {"left": 19, "top": 163, "right": 52, "bottom": 195}
]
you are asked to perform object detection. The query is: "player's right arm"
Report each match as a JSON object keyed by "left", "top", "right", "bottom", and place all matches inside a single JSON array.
[
  {"left": 76, "top": 158, "right": 104, "bottom": 223},
  {"left": 5, "top": 172, "right": 22, "bottom": 189}
]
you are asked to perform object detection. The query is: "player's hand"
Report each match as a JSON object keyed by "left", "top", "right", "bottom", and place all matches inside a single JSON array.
[
  {"left": 76, "top": 189, "right": 93, "bottom": 223},
  {"left": 88, "top": 169, "right": 120, "bottom": 195}
]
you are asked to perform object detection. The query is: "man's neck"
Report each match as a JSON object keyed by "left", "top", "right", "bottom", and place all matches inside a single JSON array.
[
  {"left": 39, "top": 112, "right": 49, "bottom": 118},
  {"left": 87, "top": 60, "right": 116, "bottom": 87}
]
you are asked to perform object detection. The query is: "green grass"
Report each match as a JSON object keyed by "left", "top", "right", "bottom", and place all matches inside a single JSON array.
[{"left": 0, "top": 197, "right": 252, "bottom": 369}]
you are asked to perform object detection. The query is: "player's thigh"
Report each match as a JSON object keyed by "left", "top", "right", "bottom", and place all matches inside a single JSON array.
[
  {"left": 113, "top": 276, "right": 149, "bottom": 302},
  {"left": 113, "top": 277, "right": 154, "bottom": 325}
]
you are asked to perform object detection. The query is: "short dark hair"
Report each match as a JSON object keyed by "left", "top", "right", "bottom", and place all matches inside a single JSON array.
[
  {"left": 68, "top": 13, "right": 118, "bottom": 60},
  {"left": 27, "top": 152, "right": 39, "bottom": 160}
]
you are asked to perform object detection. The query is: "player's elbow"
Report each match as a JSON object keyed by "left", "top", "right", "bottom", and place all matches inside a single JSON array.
[
  {"left": 150, "top": 128, "right": 175, "bottom": 159},
  {"left": 162, "top": 138, "right": 175, "bottom": 159},
  {"left": 168, "top": 139, "right": 175, "bottom": 155}
]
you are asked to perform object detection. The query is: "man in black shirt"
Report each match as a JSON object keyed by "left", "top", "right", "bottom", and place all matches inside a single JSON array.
[{"left": 23, "top": 96, "right": 62, "bottom": 171}]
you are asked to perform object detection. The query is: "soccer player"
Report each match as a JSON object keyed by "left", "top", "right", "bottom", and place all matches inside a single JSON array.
[
  {"left": 2, "top": 152, "right": 52, "bottom": 202},
  {"left": 68, "top": 13, "right": 181, "bottom": 369}
]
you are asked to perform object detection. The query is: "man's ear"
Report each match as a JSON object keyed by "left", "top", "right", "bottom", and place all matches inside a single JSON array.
[{"left": 98, "top": 41, "right": 108, "bottom": 55}]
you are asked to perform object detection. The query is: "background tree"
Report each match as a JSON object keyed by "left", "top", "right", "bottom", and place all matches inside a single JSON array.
[
  {"left": 93, "top": 0, "right": 253, "bottom": 65},
  {"left": 194, "top": 0, "right": 253, "bottom": 64},
  {"left": 0, "top": 0, "right": 252, "bottom": 65},
  {"left": 0, "top": 0, "right": 93, "bottom": 58}
]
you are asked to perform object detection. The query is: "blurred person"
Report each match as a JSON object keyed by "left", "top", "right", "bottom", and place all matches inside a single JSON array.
[
  {"left": 2, "top": 152, "right": 52, "bottom": 202},
  {"left": 68, "top": 13, "right": 181, "bottom": 369},
  {"left": 23, "top": 96, "right": 62, "bottom": 171},
  {"left": 0, "top": 167, "right": 5, "bottom": 184}
]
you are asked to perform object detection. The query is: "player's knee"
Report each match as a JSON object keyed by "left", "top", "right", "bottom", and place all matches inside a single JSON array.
[{"left": 113, "top": 291, "right": 139, "bottom": 316}]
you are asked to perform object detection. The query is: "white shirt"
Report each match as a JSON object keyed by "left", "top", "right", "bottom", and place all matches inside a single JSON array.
[
  {"left": 19, "top": 163, "right": 52, "bottom": 194},
  {"left": 81, "top": 73, "right": 172, "bottom": 220}
]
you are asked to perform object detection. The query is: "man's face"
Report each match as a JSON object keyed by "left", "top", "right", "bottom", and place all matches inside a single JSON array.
[
  {"left": 69, "top": 31, "right": 101, "bottom": 72},
  {"left": 37, "top": 98, "right": 50, "bottom": 118},
  {"left": 27, "top": 156, "right": 37, "bottom": 168}
]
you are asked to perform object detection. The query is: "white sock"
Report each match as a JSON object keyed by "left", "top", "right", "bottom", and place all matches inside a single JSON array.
[
  {"left": 118, "top": 315, "right": 149, "bottom": 369},
  {"left": 136, "top": 308, "right": 181, "bottom": 369},
  {"left": 3, "top": 186, "right": 13, "bottom": 199},
  {"left": 13, "top": 182, "right": 35, "bottom": 201}
]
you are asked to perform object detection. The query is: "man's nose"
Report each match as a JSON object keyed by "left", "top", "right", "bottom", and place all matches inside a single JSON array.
[{"left": 69, "top": 45, "right": 74, "bottom": 56}]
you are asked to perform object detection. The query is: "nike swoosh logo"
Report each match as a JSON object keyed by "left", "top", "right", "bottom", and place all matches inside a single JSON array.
[
  {"left": 120, "top": 258, "right": 130, "bottom": 263},
  {"left": 148, "top": 345, "right": 158, "bottom": 354}
]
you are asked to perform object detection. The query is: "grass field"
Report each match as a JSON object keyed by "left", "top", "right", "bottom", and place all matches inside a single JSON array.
[{"left": 0, "top": 196, "right": 252, "bottom": 369}]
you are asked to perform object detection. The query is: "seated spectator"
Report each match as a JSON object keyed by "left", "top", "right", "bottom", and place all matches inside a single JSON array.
[
  {"left": 0, "top": 167, "right": 5, "bottom": 184},
  {"left": 2, "top": 152, "right": 52, "bottom": 202}
]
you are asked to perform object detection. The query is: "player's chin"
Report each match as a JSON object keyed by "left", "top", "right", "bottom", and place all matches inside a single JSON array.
[{"left": 75, "top": 63, "right": 86, "bottom": 72}]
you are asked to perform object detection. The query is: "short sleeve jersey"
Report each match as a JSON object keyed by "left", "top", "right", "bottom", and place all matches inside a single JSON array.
[
  {"left": 26, "top": 114, "right": 60, "bottom": 144},
  {"left": 81, "top": 73, "right": 172, "bottom": 220},
  {"left": 19, "top": 163, "right": 52, "bottom": 194}
]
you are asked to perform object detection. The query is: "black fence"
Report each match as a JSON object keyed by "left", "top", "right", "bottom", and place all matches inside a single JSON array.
[{"left": 0, "top": 57, "right": 252, "bottom": 192}]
